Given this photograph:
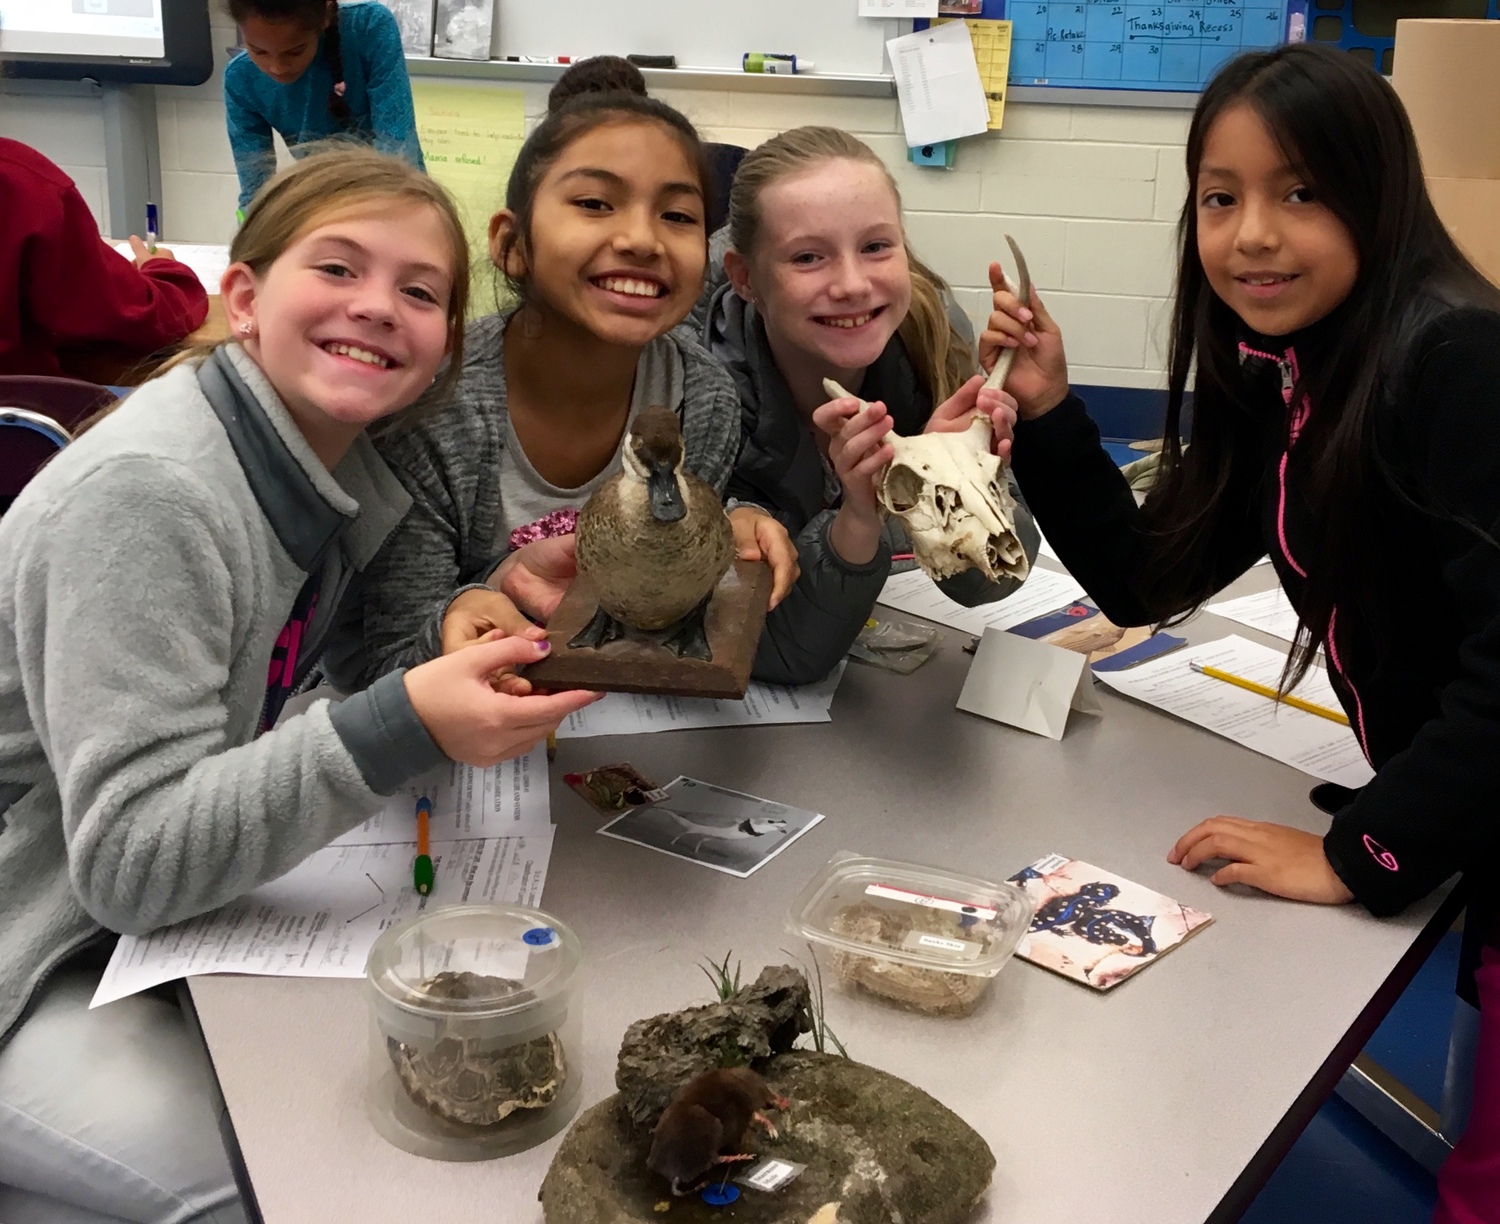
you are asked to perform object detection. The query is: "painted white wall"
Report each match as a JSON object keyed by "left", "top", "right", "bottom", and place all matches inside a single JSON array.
[{"left": 0, "top": 46, "right": 1192, "bottom": 389}]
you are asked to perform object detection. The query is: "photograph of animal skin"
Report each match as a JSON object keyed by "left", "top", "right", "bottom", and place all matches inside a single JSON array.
[
  {"left": 1007, "top": 854, "right": 1213, "bottom": 990},
  {"left": 432, "top": 0, "right": 491, "bottom": 59},
  {"left": 597, "top": 777, "right": 824, "bottom": 878},
  {"left": 375, "top": 0, "right": 433, "bottom": 55}
]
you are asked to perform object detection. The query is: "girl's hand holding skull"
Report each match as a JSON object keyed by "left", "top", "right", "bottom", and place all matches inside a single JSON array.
[{"left": 811, "top": 393, "right": 895, "bottom": 567}]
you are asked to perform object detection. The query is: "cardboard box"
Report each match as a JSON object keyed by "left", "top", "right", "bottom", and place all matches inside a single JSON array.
[
  {"left": 1425, "top": 178, "right": 1500, "bottom": 287},
  {"left": 1393, "top": 20, "right": 1500, "bottom": 286}
]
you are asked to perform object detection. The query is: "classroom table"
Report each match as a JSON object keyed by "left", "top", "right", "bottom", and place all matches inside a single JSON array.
[{"left": 185, "top": 562, "right": 1460, "bottom": 1224}]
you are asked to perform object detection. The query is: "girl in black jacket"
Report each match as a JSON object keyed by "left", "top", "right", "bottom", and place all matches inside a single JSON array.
[{"left": 990, "top": 44, "right": 1500, "bottom": 1219}]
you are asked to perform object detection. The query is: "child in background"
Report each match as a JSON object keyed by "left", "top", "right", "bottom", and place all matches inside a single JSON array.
[
  {"left": 695, "top": 126, "right": 1034, "bottom": 658},
  {"left": 991, "top": 44, "right": 1500, "bottom": 1219},
  {"left": 0, "top": 136, "right": 208, "bottom": 378},
  {"left": 0, "top": 149, "right": 596, "bottom": 1222},
  {"left": 331, "top": 92, "right": 862, "bottom": 691},
  {"left": 224, "top": 0, "right": 423, "bottom": 216}
]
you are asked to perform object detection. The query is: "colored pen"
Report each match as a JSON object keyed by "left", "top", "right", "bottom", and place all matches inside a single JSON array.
[
  {"left": 413, "top": 796, "right": 434, "bottom": 895},
  {"left": 1189, "top": 660, "right": 1350, "bottom": 726},
  {"left": 502, "top": 55, "right": 572, "bottom": 63},
  {"left": 145, "top": 202, "right": 159, "bottom": 254}
]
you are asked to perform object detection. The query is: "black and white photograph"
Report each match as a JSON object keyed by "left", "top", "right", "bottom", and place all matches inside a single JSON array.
[
  {"left": 597, "top": 777, "right": 824, "bottom": 877},
  {"left": 432, "top": 0, "right": 492, "bottom": 60}
]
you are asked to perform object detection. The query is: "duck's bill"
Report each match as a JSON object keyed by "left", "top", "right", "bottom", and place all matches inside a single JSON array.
[{"left": 648, "top": 464, "right": 686, "bottom": 523}]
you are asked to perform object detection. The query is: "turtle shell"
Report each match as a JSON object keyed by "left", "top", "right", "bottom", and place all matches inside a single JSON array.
[{"left": 386, "top": 971, "right": 568, "bottom": 1127}]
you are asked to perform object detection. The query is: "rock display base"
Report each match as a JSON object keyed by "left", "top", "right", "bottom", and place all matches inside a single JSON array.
[{"left": 539, "top": 1050, "right": 994, "bottom": 1224}]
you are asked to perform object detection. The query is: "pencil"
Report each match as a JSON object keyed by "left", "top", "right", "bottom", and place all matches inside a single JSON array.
[
  {"left": 413, "top": 795, "right": 434, "bottom": 895},
  {"left": 1189, "top": 660, "right": 1350, "bottom": 726}
]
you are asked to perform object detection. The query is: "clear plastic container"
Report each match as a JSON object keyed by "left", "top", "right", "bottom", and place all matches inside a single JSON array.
[
  {"left": 787, "top": 852, "right": 1034, "bottom": 1017},
  {"left": 365, "top": 904, "right": 582, "bottom": 1161}
]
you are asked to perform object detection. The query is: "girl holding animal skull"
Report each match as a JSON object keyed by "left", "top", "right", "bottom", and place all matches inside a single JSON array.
[
  {"left": 693, "top": 126, "right": 1040, "bottom": 657},
  {"left": 332, "top": 94, "right": 866, "bottom": 690},
  {"left": 991, "top": 45, "right": 1500, "bottom": 1219}
]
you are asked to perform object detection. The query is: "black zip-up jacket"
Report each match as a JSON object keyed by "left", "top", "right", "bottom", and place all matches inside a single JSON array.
[{"left": 1011, "top": 307, "right": 1500, "bottom": 984}]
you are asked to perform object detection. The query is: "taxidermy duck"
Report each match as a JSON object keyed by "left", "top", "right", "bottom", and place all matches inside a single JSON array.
[{"left": 571, "top": 406, "right": 734, "bottom": 660}]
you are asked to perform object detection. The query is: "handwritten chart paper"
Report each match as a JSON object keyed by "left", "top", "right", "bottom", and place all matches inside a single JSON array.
[
  {"left": 1095, "top": 634, "right": 1373, "bottom": 787},
  {"left": 412, "top": 82, "right": 524, "bottom": 309}
]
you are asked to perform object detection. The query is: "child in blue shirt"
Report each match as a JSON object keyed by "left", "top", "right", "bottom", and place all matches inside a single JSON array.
[{"left": 224, "top": 0, "right": 424, "bottom": 214}]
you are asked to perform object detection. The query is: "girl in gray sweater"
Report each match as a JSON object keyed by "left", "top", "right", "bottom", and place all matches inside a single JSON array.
[{"left": 0, "top": 150, "right": 596, "bottom": 1223}]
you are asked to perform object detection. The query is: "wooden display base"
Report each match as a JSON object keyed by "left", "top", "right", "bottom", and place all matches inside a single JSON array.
[{"left": 521, "top": 560, "right": 772, "bottom": 700}]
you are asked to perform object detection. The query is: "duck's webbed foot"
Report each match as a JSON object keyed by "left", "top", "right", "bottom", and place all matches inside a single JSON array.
[
  {"left": 659, "top": 596, "right": 713, "bottom": 661},
  {"left": 569, "top": 606, "right": 627, "bottom": 650}
]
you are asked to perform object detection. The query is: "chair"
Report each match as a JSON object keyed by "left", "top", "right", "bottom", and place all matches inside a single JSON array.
[{"left": 0, "top": 376, "right": 116, "bottom": 512}]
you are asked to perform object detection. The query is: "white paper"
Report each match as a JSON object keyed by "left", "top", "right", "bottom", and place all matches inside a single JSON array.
[
  {"left": 1207, "top": 588, "right": 1300, "bottom": 643},
  {"left": 1094, "top": 635, "right": 1373, "bottom": 788},
  {"left": 555, "top": 664, "right": 845, "bottom": 739},
  {"left": 877, "top": 567, "right": 1087, "bottom": 636},
  {"left": 887, "top": 20, "right": 990, "bottom": 147},
  {"left": 860, "top": 0, "right": 937, "bottom": 16},
  {"left": 90, "top": 832, "right": 553, "bottom": 1007},
  {"left": 114, "top": 241, "right": 230, "bottom": 294},
  {"left": 957, "top": 628, "right": 1101, "bottom": 739},
  {"left": 332, "top": 751, "right": 549, "bottom": 845},
  {"left": 1035, "top": 529, "right": 1062, "bottom": 565}
]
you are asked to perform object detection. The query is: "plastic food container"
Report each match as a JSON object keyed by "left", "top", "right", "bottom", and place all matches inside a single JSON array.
[
  {"left": 365, "top": 904, "right": 583, "bottom": 1161},
  {"left": 787, "top": 852, "right": 1034, "bottom": 1017}
]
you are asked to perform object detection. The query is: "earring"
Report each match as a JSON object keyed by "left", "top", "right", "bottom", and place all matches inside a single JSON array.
[{"left": 239, "top": 321, "right": 253, "bottom": 336}]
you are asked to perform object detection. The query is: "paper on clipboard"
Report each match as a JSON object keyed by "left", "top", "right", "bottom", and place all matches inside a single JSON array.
[
  {"left": 887, "top": 20, "right": 991, "bottom": 147},
  {"left": 957, "top": 627, "right": 1102, "bottom": 740}
]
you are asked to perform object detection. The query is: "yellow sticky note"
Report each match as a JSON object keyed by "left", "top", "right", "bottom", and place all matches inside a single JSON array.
[
  {"left": 936, "top": 18, "right": 1012, "bottom": 130},
  {"left": 411, "top": 82, "right": 526, "bottom": 313}
]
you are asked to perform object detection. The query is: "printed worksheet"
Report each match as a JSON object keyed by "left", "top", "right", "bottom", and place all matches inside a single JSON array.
[
  {"left": 555, "top": 664, "right": 846, "bottom": 739},
  {"left": 1206, "top": 587, "right": 1300, "bottom": 643},
  {"left": 877, "top": 567, "right": 1086, "bottom": 636},
  {"left": 113, "top": 241, "right": 229, "bottom": 293},
  {"left": 332, "top": 750, "right": 549, "bottom": 845},
  {"left": 90, "top": 833, "right": 553, "bottom": 1007},
  {"left": 1094, "top": 635, "right": 1373, "bottom": 788}
]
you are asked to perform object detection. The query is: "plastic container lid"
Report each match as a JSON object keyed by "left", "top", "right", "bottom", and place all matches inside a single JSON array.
[
  {"left": 787, "top": 852, "right": 1034, "bottom": 978},
  {"left": 366, "top": 904, "right": 580, "bottom": 1044}
]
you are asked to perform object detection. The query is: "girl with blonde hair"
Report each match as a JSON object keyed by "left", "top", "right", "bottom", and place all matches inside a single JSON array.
[
  {"left": 0, "top": 147, "right": 596, "bottom": 1222},
  {"left": 696, "top": 126, "right": 1036, "bottom": 655}
]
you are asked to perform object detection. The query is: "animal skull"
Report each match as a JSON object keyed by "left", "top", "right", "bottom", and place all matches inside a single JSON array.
[{"left": 823, "top": 379, "right": 1029, "bottom": 585}]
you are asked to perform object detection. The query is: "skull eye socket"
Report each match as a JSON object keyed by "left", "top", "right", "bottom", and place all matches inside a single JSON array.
[
  {"left": 883, "top": 464, "right": 925, "bottom": 513},
  {"left": 933, "top": 485, "right": 959, "bottom": 517}
]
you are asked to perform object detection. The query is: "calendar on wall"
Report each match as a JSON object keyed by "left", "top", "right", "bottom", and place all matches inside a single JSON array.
[{"left": 1007, "top": 1, "right": 1290, "bottom": 91}]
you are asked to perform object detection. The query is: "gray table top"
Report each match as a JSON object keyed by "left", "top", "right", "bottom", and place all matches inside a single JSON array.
[{"left": 189, "top": 564, "right": 1456, "bottom": 1224}]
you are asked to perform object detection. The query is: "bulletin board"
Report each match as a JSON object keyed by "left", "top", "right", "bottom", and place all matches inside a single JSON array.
[{"left": 928, "top": 0, "right": 1500, "bottom": 93}]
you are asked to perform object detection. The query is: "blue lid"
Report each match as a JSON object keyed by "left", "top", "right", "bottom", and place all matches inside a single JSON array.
[
  {"left": 523, "top": 926, "right": 556, "bottom": 946},
  {"left": 701, "top": 1184, "right": 740, "bottom": 1206}
]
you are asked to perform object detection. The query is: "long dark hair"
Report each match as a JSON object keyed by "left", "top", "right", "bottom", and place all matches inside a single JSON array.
[
  {"left": 496, "top": 92, "right": 712, "bottom": 312},
  {"left": 227, "top": 0, "right": 351, "bottom": 128},
  {"left": 1146, "top": 42, "right": 1500, "bottom": 687}
]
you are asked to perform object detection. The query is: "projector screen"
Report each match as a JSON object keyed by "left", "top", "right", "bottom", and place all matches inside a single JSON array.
[
  {"left": 0, "top": 0, "right": 210, "bottom": 83},
  {"left": 1, "top": 0, "right": 165, "bottom": 58}
]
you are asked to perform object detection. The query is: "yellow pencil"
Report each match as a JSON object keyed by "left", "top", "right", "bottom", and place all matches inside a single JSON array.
[{"left": 1189, "top": 660, "right": 1350, "bottom": 726}]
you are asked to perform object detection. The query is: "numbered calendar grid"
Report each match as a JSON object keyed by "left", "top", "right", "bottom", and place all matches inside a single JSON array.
[{"left": 1009, "top": 1, "right": 1287, "bottom": 90}]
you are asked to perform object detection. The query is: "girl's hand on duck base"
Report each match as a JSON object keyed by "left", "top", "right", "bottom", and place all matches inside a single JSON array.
[
  {"left": 924, "top": 374, "right": 1018, "bottom": 460},
  {"left": 405, "top": 636, "right": 601, "bottom": 767},
  {"left": 490, "top": 534, "right": 578, "bottom": 623},
  {"left": 727, "top": 506, "right": 800, "bottom": 610},
  {"left": 1168, "top": 816, "right": 1355, "bottom": 905}
]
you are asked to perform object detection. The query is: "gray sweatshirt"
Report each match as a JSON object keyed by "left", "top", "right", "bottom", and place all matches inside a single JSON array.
[{"left": 0, "top": 345, "right": 445, "bottom": 1042}]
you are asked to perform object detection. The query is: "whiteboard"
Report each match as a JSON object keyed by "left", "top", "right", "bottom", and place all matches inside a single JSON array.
[{"left": 495, "top": 0, "right": 903, "bottom": 76}]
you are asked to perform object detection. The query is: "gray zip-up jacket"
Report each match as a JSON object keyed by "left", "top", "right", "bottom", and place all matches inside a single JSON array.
[
  {"left": 0, "top": 345, "right": 444, "bottom": 1042},
  {"left": 329, "top": 311, "right": 884, "bottom": 690}
]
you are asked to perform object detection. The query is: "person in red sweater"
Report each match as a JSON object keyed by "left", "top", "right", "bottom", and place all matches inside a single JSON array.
[{"left": 0, "top": 137, "right": 209, "bottom": 379}]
